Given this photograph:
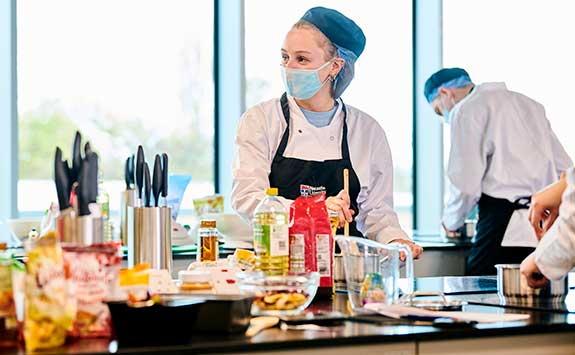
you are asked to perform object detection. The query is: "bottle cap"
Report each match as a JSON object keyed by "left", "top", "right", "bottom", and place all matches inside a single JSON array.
[
  {"left": 200, "top": 219, "right": 216, "bottom": 229},
  {"left": 266, "top": 187, "right": 278, "bottom": 196}
]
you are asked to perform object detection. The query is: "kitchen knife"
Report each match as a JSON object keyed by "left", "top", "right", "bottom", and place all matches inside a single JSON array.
[
  {"left": 77, "top": 158, "right": 91, "bottom": 216},
  {"left": 63, "top": 159, "right": 72, "bottom": 189},
  {"left": 152, "top": 154, "right": 162, "bottom": 207},
  {"left": 86, "top": 152, "right": 99, "bottom": 203},
  {"left": 125, "top": 157, "right": 131, "bottom": 190},
  {"left": 84, "top": 141, "right": 92, "bottom": 156},
  {"left": 129, "top": 154, "right": 135, "bottom": 189},
  {"left": 54, "top": 147, "right": 70, "bottom": 210},
  {"left": 161, "top": 153, "right": 168, "bottom": 205},
  {"left": 143, "top": 162, "right": 151, "bottom": 208},
  {"left": 72, "top": 131, "right": 82, "bottom": 183},
  {"left": 136, "top": 146, "right": 145, "bottom": 202}
]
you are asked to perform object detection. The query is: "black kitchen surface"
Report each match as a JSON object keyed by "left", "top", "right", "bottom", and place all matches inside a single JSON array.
[{"left": 5, "top": 276, "right": 575, "bottom": 355}]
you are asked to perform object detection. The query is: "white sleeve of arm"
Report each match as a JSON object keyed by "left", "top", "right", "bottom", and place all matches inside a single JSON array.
[
  {"left": 549, "top": 127, "right": 573, "bottom": 176},
  {"left": 442, "top": 110, "right": 486, "bottom": 231},
  {"left": 355, "top": 133, "right": 409, "bottom": 244},
  {"left": 534, "top": 168, "right": 575, "bottom": 280},
  {"left": 442, "top": 181, "right": 480, "bottom": 231},
  {"left": 231, "top": 109, "right": 292, "bottom": 224}
]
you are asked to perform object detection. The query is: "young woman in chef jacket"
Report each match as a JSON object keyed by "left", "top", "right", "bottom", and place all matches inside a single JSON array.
[{"left": 231, "top": 7, "right": 422, "bottom": 258}]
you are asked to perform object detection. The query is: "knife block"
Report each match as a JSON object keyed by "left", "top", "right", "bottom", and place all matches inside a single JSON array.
[
  {"left": 127, "top": 206, "right": 172, "bottom": 272},
  {"left": 56, "top": 209, "right": 104, "bottom": 245},
  {"left": 120, "top": 189, "right": 137, "bottom": 246},
  {"left": 57, "top": 208, "right": 77, "bottom": 243}
]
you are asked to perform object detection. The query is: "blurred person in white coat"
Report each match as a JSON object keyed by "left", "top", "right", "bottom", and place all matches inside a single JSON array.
[
  {"left": 425, "top": 68, "right": 572, "bottom": 275},
  {"left": 232, "top": 7, "right": 422, "bottom": 257}
]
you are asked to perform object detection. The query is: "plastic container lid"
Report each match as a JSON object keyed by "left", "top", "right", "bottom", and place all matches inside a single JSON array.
[
  {"left": 179, "top": 270, "right": 211, "bottom": 284},
  {"left": 266, "top": 188, "right": 278, "bottom": 196}
]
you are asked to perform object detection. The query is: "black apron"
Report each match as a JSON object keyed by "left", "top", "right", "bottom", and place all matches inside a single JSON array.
[
  {"left": 465, "top": 194, "right": 535, "bottom": 276},
  {"left": 268, "top": 93, "right": 364, "bottom": 237}
]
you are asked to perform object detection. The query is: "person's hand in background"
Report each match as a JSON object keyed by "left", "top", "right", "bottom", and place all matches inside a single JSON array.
[{"left": 529, "top": 172, "right": 567, "bottom": 239}]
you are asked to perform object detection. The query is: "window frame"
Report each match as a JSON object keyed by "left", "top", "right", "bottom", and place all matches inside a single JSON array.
[{"left": 1, "top": 0, "right": 446, "bottom": 240}]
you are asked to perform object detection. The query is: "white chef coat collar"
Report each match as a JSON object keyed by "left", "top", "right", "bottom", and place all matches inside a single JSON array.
[
  {"left": 454, "top": 82, "right": 508, "bottom": 113},
  {"left": 286, "top": 95, "right": 344, "bottom": 129}
]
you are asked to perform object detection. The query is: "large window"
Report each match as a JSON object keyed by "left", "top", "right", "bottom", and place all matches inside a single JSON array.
[
  {"left": 443, "top": 0, "right": 575, "bottom": 163},
  {"left": 17, "top": 0, "right": 214, "bottom": 215},
  {"left": 244, "top": 0, "right": 414, "bottom": 230}
]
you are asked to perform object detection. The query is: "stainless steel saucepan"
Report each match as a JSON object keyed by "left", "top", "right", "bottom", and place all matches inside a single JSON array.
[{"left": 495, "top": 264, "right": 568, "bottom": 302}]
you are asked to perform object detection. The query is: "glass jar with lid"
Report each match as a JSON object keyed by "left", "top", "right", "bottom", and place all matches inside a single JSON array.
[{"left": 197, "top": 219, "right": 219, "bottom": 262}]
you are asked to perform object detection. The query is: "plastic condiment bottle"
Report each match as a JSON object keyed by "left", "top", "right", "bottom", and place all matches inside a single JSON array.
[{"left": 253, "top": 188, "right": 289, "bottom": 276}]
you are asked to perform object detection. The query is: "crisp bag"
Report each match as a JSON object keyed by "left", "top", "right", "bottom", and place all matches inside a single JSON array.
[
  {"left": 288, "top": 196, "right": 316, "bottom": 273},
  {"left": 24, "top": 232, "right": 76, "bottom": 351},
  {"left": 308, "top": 192, "right": 334, "bottom": 290},
  {"left": 63, "top": 242, "right": 122, "bottom": 338}
]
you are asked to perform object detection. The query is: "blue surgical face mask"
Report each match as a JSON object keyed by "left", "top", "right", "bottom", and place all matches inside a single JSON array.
[
  {"left": 441, "top": 109, "right": 451, "bottom": 124},
  {"left": 439, "top": 94, "right": 455, "bottom": 124},
  {"left": 281, "top": 60, "right": 333, "bottom": 100}
]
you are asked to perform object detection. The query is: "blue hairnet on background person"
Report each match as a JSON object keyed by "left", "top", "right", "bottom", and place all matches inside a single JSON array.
[
  {"left": 424, "top": 68, "right": 473, "bottom": 123},
  {"left": 424, "top": 67, "right": 572, "bottom": 276},
  {"left": 232, "top": 6, "right": 423, "bottom": 259}
]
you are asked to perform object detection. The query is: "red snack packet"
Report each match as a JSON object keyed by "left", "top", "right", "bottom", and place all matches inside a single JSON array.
[
  {"left": 63, "top": 242, "right": 122, "bottom": 338},
  {"left": 308, "top": 192, "right": 334, "bottom": 290},
  {"left": 289, "top": 196, "right": 316, "bottom": 273}
]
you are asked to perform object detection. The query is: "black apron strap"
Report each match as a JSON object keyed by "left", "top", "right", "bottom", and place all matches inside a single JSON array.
[
  {"left": 275, "top": 93, "right": 291, "bottom": 158},
  {"left": 340, "top": 102, "right": 350, "bottom": 161}
]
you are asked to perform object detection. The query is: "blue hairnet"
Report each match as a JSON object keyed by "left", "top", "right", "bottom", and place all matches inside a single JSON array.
[
  {"left": 301, "top": 7, "right": 366, "bottom": 58},
  {"left": 332, "top": 44, "right": 357, "bottom": 98},
  {"left": 424, "top": 68, "right": 473, "bottom": 103}
]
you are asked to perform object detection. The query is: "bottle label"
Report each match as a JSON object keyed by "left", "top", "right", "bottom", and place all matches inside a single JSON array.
[
  {"left": 289, "top": 234, "right": 305, "bottom": 273},
  {"left": 254, "top": 224, "right": 288, "bottom": 257},
  {"left": 316, "top": 234, "right": 331, "bottom": 277}
]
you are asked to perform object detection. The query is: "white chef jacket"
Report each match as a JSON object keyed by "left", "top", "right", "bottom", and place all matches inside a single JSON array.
[
  {"left": 231, "top": 95, "right": 409, "bottom": 244},
  {"left": 443, "top": 82, "right": 572, "bottom": 233},
  {"left": 534, "top": 168, "right": 575, "bottom": 280}
]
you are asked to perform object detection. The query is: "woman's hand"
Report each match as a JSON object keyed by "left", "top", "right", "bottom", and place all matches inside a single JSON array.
[
  {"left": 390, "top": 239, "right": 423, "bottom": 261},
  {"left": 529, "top": 172, "right": 568, "bottom": 240},
  {"left": 326, "top": 190, "right": 355, "bottom": 228},
  {"left": 520, "top": 253, "right": 549, "bottom": 289}
]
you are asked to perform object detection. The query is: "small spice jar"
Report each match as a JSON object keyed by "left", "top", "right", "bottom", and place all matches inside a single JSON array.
[
  {"left": 197, "top": 219, "right": 219, "bottom": 262},
  {"left": 178, "top": 270, "right": 212, "bottom": 292}
]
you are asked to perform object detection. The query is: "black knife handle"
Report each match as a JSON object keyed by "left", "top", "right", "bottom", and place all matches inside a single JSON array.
[
  {"left": 84, "top": 141, "right": 92, "bottom": 156},
  {"left": 87, "top": 152, "right": 99, "bottom": 203},
  {"left": 161, "top": 153, "right": 168, "bottom": 198},
  {"left": 129, "top": 154, "right": 135, "bottom": 187},
  {"left": 54, "top": 147, "right": 70, "bottom": 210},
  {"left": 125, "top": 157, "right": 131, "bottom": 190},
  {"left": 78, "top": 159, "right": 91, "bottom": 216},
  {"left": 152, "top": 155, "right": 162, "bottom": 207},
  {"left": 144, "top": 162, "right": 151, "bottom": 208},
  {"left": 136, "top": 146, "right": 145, "bottom": 199},
  {"left": 72, "top": 131, "right": 82, "bottom": 183}
]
